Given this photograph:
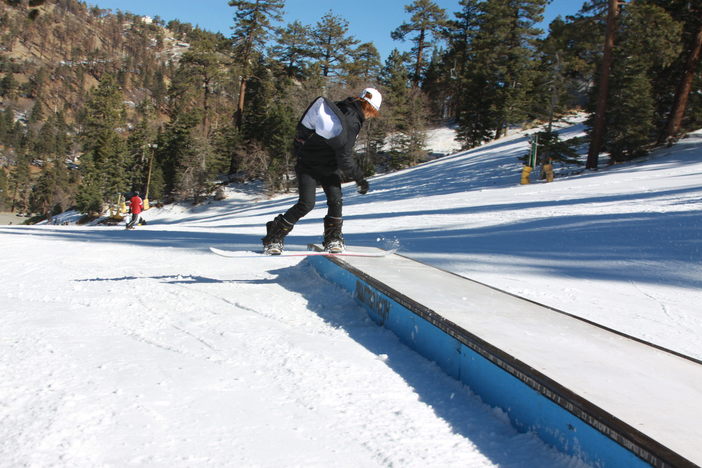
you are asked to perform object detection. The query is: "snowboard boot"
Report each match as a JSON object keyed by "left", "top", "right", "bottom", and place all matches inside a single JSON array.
[
  {"left": 323, "top": 216, "right": 345, "bottom": 253},
  {"left": 262, "top": 214, "right": 294, "bottom": 255}
]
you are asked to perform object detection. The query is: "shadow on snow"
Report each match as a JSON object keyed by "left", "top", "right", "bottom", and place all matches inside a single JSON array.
[{"left": 265, "top": 261, "right": 569, "bottom": 467}]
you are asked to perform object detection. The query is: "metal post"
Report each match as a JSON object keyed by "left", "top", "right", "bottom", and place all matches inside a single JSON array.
[{"left": 530, "top": 134, "right": 539, "bottom": 168}]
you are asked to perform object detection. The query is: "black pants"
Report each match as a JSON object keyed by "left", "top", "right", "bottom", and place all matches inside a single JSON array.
[
  {"left": 283, "top": 168, "right": 342, "bottom": 224},
  {"left": 127, "top": 213, "right": 141, "bottom": 228}
]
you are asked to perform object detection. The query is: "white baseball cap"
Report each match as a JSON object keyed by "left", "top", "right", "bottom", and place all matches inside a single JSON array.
[{"left": 360, "top": 88, "right": 382, "bottom": 111}]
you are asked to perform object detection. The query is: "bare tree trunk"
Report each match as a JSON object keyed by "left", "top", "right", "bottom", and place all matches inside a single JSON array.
[
  {"left": 235, "top": 75, "right": 247, "bottom": 130},
  {"left": 586, "top": 0, "right": 620, "bottom": 170},
  {"left": 413, "top": 29, "right": 426, "bottom": 87},
  {"left": 202, "top": 76, "right": 211, "bottom": 139},
  {"left": 234, "top": 25, "right": 254, "bottom": 130},
  {"left": 661, "top": 24, "right": 702, "bottom": 145}
]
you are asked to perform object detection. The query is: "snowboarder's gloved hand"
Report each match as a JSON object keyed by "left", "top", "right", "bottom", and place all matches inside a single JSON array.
[{"left": 356, "top": 179, "right": 369, "bottom": 195}]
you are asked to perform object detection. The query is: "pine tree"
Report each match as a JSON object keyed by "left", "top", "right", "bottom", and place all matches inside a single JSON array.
[
  {"left": 28, "top": 100, "right": 44, "bottom": 124},
  {"left": 33, "top": 114, "right": 58, "bottom": 156},
  {"left": 653, "top": 0, "right": 702, "bottom": 143},
  {"left": 74, "top": 156, "right": 103, "bottom": 214},
  {"left": 535, "top": 12, "right": 604, "bottom": 121},
  {"left": 155, "top": 107, "right": 209, "bottom": 202},
  {"left": 421, "top": 49, "right": 453, "bottom": 119},
  {"left": 391, "top": 0, "right": 448, "bottom": 87},
  {"left": 452, "top": 0, "right": 547, "bottom": 146},
  {"left": 454, "top": 68, "right": 495, "bottom": 148},
  {"left": 76, "top": 74, "right": 128, "bottom": 213},
  {"left": 310, "top": 11, "right": 359, "bottom": 79},
  {"left": 380, "top": 49, "right": 428, "bottom": 169},
  {"left": 261, "top": 100, "right": 296, "bottom": 191},
  {"left": 430, "top": 0, "right": 480, "bottom": 120},
  {"left": 25, "top": 67, "right": 47, "bottom": 99},
  {"left": 520, "top": 130, "right": 581, "bottom": 174},
  {"left": 179, "top": 36, "right": 228, "bottom": 143},
  {"left": 0, "top": 168, "right": 9, "bottom": 211},
  {"left": 269, "top": 20, "right": 313, "bottom": 79},
  {"left": 52, "top": 112, "right": 71, "bottom": 159},
  {"left": 446, "top": 0, "right": 481, "bottom": 72},
  {"left": 8, "top": 152, "right": 31, "bottom": 213},
  {"left": 344, "top": 42, "right": 382, "bottom": 82},
  {"left": 154, "top": 67, "right": 168, "bottom": 107},
  {"left": 603, "top": 3, "right": 681, "bottom": 162},
  {"left": 229, "top": 0, "right": 285, "bottom": 129},
  {"left": 167, "top": 33, "right": 238, "bottom": 186},
  {"left": 236, "top": 59, "right": 295, "bottom": 188},
  {"left": 2, "top": 0, "right": 46, "bottom": 21},
  {"left": 28, "top": 158, "right": 71, "bottom": 219},
  {"left": 0, "top": 108, "right": 13, "bottom": 145},
  {"left": 0, "top": 72, "right": 18, "bottom": 98},
  {"left": 126, "top": 116, "right": 156, "bottom": 194}
]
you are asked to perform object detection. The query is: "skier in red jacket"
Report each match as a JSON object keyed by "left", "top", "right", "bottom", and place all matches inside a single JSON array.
[{"left": 126, "top": 192, "right": 145, "bottom": 229}]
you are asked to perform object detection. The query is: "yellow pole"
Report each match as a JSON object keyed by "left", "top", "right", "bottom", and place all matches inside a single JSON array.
[
  {"left": 543, "top": 162, "right": 554, "bottom": 182},
  {"left": 144, "top": 144, "right": 156, "bottom": 210}
]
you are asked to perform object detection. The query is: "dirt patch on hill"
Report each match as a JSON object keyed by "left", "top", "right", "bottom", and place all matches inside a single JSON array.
[{"left": 0, "top": 212, "right": 30, "bottom": 225}]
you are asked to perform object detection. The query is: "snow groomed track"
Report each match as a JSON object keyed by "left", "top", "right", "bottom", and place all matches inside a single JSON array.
[{"left": 305, "top": 245, "right": 702, "bottom": 468}]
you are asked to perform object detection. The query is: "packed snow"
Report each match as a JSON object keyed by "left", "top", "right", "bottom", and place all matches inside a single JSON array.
[{"left": 1, "top": 117, "right": 700, "bottom": 467}]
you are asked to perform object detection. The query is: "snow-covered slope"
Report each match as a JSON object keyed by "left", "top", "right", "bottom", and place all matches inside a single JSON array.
[
  {"left": 1, "top": 119, "right": 699, "bottom": 467},
  {"left": 148, "top": 118, "right": 701, "bottom": 360}
]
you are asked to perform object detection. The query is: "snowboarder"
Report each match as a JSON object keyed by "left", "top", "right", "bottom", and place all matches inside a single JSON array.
[
  {"left": 126, "top": 191, "right": 145, "bottom": 229},
  {"left": 261, "top": 88, "right": 381, "bottom": 255}
]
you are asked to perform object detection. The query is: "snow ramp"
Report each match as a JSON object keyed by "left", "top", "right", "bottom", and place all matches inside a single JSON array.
[{"left": 305, "top": 246, "right": 702, "bottom": 468}]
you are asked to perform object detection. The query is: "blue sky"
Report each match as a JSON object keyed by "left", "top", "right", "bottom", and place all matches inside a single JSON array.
[{"left": 89, "top": 0, "right": 584, "bottom": 60}]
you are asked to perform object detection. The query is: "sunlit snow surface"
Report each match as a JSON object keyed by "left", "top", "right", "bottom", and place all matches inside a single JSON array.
[{"left": 1, "top": 119, "right": 699, "bottom": 467}]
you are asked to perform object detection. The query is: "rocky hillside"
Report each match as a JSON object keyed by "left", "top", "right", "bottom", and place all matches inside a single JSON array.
[{"left": 1, "top": 0, "right": 201, "bottom": 124}]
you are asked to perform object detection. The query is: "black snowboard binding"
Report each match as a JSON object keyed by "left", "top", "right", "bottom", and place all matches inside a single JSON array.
[
  {"left": 323, "top": 216, "right": 345, "bottom": 253},
  {"left": 262, "top": 214, "right": 294, "bottom": 255}
]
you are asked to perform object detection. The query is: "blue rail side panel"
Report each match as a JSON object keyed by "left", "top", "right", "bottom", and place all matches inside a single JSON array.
[{"left": 308, "top": 256, "right": 650, "bottom": 468}]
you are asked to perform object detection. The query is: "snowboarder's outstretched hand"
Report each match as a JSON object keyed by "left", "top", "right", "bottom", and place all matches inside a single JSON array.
[{"left": 356, "top": 179, "right": 369, "bottom": 195}]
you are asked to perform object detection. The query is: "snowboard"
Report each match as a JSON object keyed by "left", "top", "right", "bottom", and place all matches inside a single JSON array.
[{"left": 209, "top": 246, "right": 396, "bottom": 258}]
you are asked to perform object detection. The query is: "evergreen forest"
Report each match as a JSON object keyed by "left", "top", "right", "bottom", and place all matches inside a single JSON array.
[{"left": 0, "top": 0, "right": 700, "bottom": 222}]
